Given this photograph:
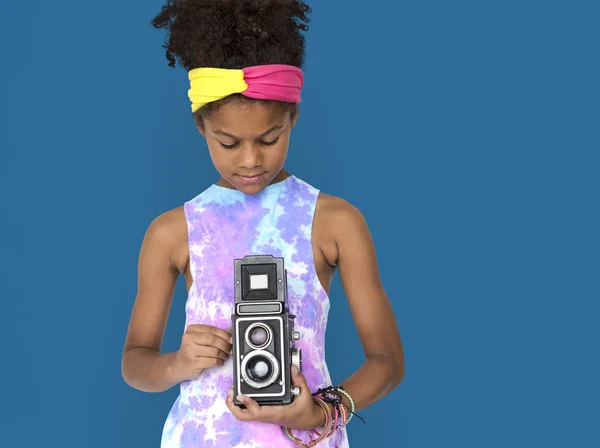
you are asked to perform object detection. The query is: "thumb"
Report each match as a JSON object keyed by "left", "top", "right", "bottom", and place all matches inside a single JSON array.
[
  {"left": 291, "top": 364, "right": 307, "bottom": 387},
  {"left": 291, "top": 366, "right": 312, "bottom": 403}
]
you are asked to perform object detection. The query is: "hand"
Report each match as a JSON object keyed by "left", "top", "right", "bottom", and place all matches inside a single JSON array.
[
  {"left": 172, "top": 324, "right": 232, "bottom": 382},
  {"left": 226, "top": 365, "right": 326, "bottom": 430}
]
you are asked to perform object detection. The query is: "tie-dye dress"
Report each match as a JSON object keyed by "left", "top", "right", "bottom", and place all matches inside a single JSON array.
[{"left": 161, "top": 175, "right": 350, "bottom": 448}]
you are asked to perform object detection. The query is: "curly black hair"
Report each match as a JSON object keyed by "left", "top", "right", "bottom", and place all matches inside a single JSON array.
[{"left": 151, "top": 0, "right": 311, "bottom": 121}]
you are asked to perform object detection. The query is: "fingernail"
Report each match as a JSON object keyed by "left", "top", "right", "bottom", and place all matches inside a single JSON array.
[{"left": 236, "top": 395, "right": 243, "bottom": 401}]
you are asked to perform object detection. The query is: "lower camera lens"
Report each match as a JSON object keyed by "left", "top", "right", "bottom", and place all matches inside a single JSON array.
[
  {"left": 246, "top": 355, "right": 273, "bottom": 381},
  {"left": 240, "top": 350, "right": 280, "bottom": 389}
]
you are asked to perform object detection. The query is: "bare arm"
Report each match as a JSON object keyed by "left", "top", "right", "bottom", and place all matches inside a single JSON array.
[
  {"left": 121, "top": 211, "right": 182, "bottom": 393},
  {"left": 330, "top": 199, "right": 405, "bottom": 412},
  {"left": 122, "top": 209, "right": 233, "bottom": 393}
]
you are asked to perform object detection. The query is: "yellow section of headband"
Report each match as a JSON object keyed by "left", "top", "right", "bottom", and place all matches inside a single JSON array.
[{"left": 188, "top": 68, "right": 248, "bottom": 113}]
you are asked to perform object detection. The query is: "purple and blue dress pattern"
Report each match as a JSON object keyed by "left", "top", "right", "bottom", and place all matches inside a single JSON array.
[{"left": 161, "top": 175, "right": 349, "bottom": 447}]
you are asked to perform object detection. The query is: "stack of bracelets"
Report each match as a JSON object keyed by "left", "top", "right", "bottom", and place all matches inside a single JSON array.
[{"left": 281, "top": 386, "right": 364, "bottom": 447}]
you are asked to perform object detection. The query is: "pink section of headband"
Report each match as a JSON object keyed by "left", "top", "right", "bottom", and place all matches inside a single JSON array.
[{"left": 241, "top": 64, "right": 304, "bottom": 103}]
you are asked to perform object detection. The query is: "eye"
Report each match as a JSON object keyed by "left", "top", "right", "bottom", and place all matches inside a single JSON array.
[
  {"left": 260, "top": 136, "right": 281, "bottom": 146},
  {"left": 219, "top": 141, "right": 239, "bottom": 149}
]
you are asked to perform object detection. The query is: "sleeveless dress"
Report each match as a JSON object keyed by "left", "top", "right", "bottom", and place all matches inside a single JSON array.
[{"left": 161, "top": 175, "right": 350, "bottom": 448}]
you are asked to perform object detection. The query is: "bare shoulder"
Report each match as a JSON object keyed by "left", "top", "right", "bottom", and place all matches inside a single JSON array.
[
  {"left": 316, "top": 193, "right": 369, "bottom": 239},
  {"left": 317, "top": 191, "right": 364, "bottom": 217},
  {"left": 147, "top": 205, "right": 186, "bottom": 236},
  {"left": 143, "top": 205, "right": 188, "bottom": 273}
]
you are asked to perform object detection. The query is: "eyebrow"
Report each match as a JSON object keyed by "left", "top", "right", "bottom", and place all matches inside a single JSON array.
[{"left": 212, "top": 125, "right": 284, "bottom": 140}]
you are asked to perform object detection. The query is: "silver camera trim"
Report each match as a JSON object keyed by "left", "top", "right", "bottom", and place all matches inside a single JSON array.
[
  {"left": 245, "top": 323, "right": 273, "bottom": 350},
  {"left": 240, "top": 349, "right": 280, "bottom": 389},
  {"left": 236, "top": 302, "right": 282, "bottom": 315},
  {"left": 235, "top": 316, "right": 286, "bottom": 398}
]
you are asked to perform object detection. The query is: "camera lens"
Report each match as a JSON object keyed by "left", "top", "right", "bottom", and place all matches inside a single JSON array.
[
  {"left": 245, "top": 323, "right": 272, "bottom": 349},
  {"left": 247, "top": 356, "right": 273, "bottom": 381},
  {"left": 249, "top": 327, "right": 268, "bottom": 346},
  {"left": 240, "top": 349, "right": 280, "bottom": 389}
]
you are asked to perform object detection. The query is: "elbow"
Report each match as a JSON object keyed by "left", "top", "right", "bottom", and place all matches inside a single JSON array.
[
  {"left": 385, "top": 351, "right": 404, "bottom": 389},
  {"left": 393, "top": 358, "right": 405, "bottom": 387},
  {"left": 393, "top": 345, "right": 405, "bottom": 386},
  {"left": 121, "top": 350, "right": 135, "bottom": 388},
  {"left": 366, "top": 350, "right": 405, "bottom": 389},
  {"left": 121, "top": 355, "right": 130, "bottom": 386},
  {"left": 389, "top": 348, "right": 405, "bottom": 388},
  {"left": 391, "top": 339, "right": 405, "bottom": 387}
]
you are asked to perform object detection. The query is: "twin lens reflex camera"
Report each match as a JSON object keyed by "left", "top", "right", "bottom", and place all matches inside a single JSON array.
[{"left": 231, "top": 255, "right": 302, "bottom": 406}]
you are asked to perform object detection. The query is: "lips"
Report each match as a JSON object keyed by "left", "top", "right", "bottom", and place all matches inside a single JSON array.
[{"left": 236, "top": 172, "right": 266, "bottom": 185}]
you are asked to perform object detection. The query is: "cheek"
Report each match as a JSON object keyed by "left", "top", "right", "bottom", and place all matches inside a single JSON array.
[
  {"left": 206, "top": 144, "right": 231, "bottom": 168},
  {"left": 275, "top": 142, "right": 290, "bottom": 161},
  {"left": 269, "top": 136, "right": 291, "bottom": 159}
]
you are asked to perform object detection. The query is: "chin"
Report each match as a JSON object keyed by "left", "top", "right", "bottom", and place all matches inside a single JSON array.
[{"left": 237, "top": 183, "right": 266, "bottom": 195}]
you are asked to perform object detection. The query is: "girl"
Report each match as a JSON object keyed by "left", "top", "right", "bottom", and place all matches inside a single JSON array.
[{"left": 122, "top": 1, "right": 405, "bottom": 447}]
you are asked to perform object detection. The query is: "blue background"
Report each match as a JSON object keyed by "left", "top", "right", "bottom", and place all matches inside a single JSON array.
[{"left": 1, "top": 1, "right": 598, "bottom": 447}]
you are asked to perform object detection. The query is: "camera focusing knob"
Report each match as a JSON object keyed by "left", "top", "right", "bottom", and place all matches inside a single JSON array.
[
  {"left": 291, "top": 348, "right": 302, "bottom": 373},
  {"left": 292, "top": 331, "right": 300, "bottom": 341},
  {"left": 291, "top": 387, "right": 301, "bottom": 397}
]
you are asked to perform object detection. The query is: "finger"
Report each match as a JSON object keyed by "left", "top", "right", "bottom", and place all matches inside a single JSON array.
[
  {"left": 236, "top": 395, "right": 261, "bottom": 417},
  {"left": 226, "top": 391, "right": 255, "bottom": 421},
  {"left": 188, "top": 326, "right": 233, "bottom": 345},
  {"left": 187, "top": 332, "right": 232, "bottom": 354},
  {"left": 251, "top": 401, "right": 284, "bottom": 422},
  {"left": 197, "top": 357, "right": 226, "bottom": 368},
  {"left": 187, "top": 324, "right": 233, "bottom": 344},
  {"left": 225, "top": 388, "right": 246, "bottom": 419},
  {"left": 191, "top": 345, "right": 230, "bottom": 360}
]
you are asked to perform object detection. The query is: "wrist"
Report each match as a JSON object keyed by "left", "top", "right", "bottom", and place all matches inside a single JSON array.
[
  {"left": 166, "top": 351, "right": 187, "bottom": 384},
  {"left": 311, "top": 399, "right": 333, "bottom": 429}
]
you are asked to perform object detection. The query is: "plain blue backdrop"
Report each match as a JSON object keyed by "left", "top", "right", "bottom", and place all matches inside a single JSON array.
[{"left": 1, "top": 1, "right": 598, "bottom": 447}]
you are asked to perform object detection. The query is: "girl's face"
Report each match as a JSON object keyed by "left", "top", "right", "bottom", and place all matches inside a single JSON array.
[{"left": 197, "top": 101, "right": 298, "bottom": 195}]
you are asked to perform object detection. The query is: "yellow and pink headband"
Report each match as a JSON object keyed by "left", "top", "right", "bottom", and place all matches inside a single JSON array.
[{"left": 188, "top": 64, "right": 304, "bottom": 113}]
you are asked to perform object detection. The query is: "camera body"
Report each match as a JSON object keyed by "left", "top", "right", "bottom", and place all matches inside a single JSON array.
[{"left": 232, "top": 255, "right": 302, "bottom": 406}]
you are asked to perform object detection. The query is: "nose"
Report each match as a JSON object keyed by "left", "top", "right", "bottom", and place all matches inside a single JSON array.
[{"left": 238, "top": 142, "right": 263, "bottom": 170}]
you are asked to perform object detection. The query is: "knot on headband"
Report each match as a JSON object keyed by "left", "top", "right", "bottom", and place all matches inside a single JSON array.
[{"left": 188, "top": 64, "right": 304, "bottom": 113}]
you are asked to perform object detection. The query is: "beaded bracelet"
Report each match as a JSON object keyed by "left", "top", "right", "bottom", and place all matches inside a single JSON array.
[
  {"left": 312, "top": 386, "right": 357, "bottom": 426},
  {"left": 333, "top": 387, "right": 355, "bottom": 424},
  {"left": 281, "top": 385, "right": 362, "bottom": 447},
  {"left": 281, "top": 396, "right": 334, "bottom": 447}
]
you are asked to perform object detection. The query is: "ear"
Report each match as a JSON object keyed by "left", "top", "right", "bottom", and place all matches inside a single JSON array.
[
  {"left": 290, "top": 107, "right": 300, "bottom": 129},
  {"left": 194, "top": 113, "right": 206, "bottom": 137}
]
